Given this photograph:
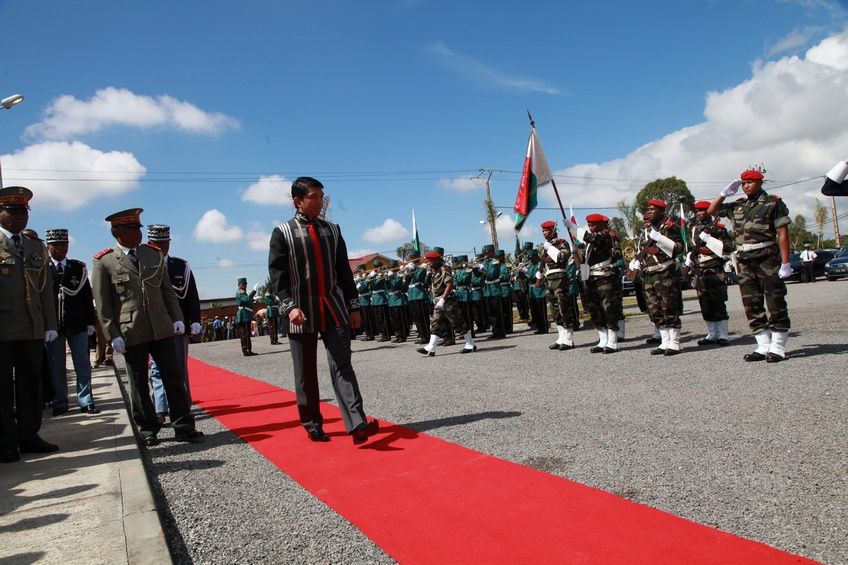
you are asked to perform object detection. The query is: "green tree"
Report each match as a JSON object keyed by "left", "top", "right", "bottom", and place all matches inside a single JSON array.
[
  {"left": 814, "top": 199, "right": 828, "bottom": 248},
  {"left": 608, "top": 216, "right": 628, "bottom": 240},
  {"left": 616, "top": 199, "right": 641, "bottom": 238},
  {"left": 635, "top": 177, "right": 696, "bottom": 221},
  {"left": 788, "top": 214, "right": 811, "bottom": 250},
  {"left": 396, "top": 241, "right": 430, "bottom": 259}
]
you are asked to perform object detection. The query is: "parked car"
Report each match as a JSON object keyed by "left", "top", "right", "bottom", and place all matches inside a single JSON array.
[
  {"left": 824, "top": 247, "right": 848, "bottom": 280},
  {"left": 787, "top": 249, "right": 836, "bottom": 282}
]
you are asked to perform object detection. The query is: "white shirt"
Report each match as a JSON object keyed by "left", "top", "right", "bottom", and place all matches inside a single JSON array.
[{"left": 800, "top": 250, "right": 817, "bottom": 262}]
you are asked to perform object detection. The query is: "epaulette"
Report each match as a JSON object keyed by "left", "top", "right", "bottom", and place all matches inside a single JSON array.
[
  {"left": 769, "top": 195, "right": 782, "bottom": 202},
  {"left": 735, "top": 197, "right": 746, "bottom": 203},
  {"left": 142, "top": 242, "right": 161, "bottom": 253},
  {"left": 93, "top": 248, "right": 113, "bottom": 260}
]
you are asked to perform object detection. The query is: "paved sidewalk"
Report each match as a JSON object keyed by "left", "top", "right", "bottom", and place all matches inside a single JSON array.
[{"left": 0, "top": 361, "right": 170, "bottom": 565}]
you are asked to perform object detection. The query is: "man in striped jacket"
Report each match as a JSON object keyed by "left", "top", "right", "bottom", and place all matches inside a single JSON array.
[{"left": 268, "top": 177, "right": 379, "bottom": 445}]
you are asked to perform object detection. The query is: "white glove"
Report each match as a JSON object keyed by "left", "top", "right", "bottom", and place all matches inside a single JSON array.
[
  {"left": 699, "top": 231, "right": 711, "bottom": 243},
  {"left": 535, "top": 271, "right": 543, "bottom": 280},
  {"left": 721, "top": 179, "right": 742, "bottom": 197},
  {"left": 190, "top": 322, "right": 202, "bottom": 336},
  {"left": 649, "top": 228, "right": 661, "bottom": 241},
  {"left": 542, "top": 240, "right": 553, "bottom": 250},
  {"left": 87, "top": 325, "right": 96, "bottom": 336},
  {"left": 173, "top": 321, "right": 185, "bottom": 335},
  {"left": 778, "top": 263, "right": 792, "bottom": 279},
  {"left": 684, "top": 257, "right": 695, "bottom": 269},
  {"left": 44, "top": 330, "right": 58, "bottom": 343},
  {"left": 628, "top": 259, "right": 641, "bottom": 271},
  {"left": 112, "top": 337, "right": 126, "bottom": 354},
  {"left": 435, "top": 298, "right": 445, "bottom": 310}
]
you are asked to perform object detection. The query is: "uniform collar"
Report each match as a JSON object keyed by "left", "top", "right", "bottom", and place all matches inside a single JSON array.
[
  {"left": 747, "top": 189, "right": 766, "bottom": 202},
  {"left": 51, "top": 257, "right": 68, "bottom": 269},
  {"left": 0, "top": 225, "right": 18, "bottom": 240},
  {"left": 115, "top": 242, "right": 136, "bottom": 255}
]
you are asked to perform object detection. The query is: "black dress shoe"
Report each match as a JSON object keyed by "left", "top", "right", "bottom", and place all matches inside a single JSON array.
[
  {"left": 650, "top": 347, "right": 666, "bottom": 355},
  {"left": 379, "top": 336, "right": 391, "bottom": 342},
  {"left": 589, "top": 346, "right": 605, "bottom": 354},
  {"left": 81, "top": 404, "right": 101, "bottom": 414},
  {"left": 443, "top": 339, "right": 456, "bottom": 346},
  {"left": 52, "top": 406, "right": 68, "bottom": 417},
  {"left": 696, "top": 338, "right": 717, "bottom": 346},
  {"left": 142, "top": 435, "right": 159, "bottom": 447},
  {"left": 174, "top": 430, "right": 204, "bottom": 442},
  {"left": 548, "top": 342, "right": 561, "bottom": 350},
  {"left": 766, "top": 353, "right": 785, "bottom": 363},
  {"left": 352, "top": 420, "right": 379, "bottom": 445},
  {"left": 559, "top": 343, "right": 574, "bottom": 351},
  {"left": 19, "top": 437, "right": 59, "bottom": 454},
  {"left": 307, "top": 428, "right": 330, "bottom": 442},
  {"left": 416, "top": 348, "right": 435, "bottom": 357},
  {"left": 603, "top": 347, "right": 618, "bottom": 354},
  {"left": 459, "top": 345, "right": 477, "bottom": 354},
  {"left": 0, "top": 450, "right": 20, "bottom": 463},
  {"left": 744, "top": 351, "right": 766, "bottom": 362},
  {"left": 645, "top": 337, "right": 662, "bottom": 345},
  {"left": 716, "top": 339, "right": 730, "bottom": 347},
  {"left": 534, "top": 330, "right": 549, "bottom": 335},
  {"left": 364, "top": 336, "right": 375, "bottom": 341},
  {"left": 663, "top": 349, "right": 680, "bottom": 356}
]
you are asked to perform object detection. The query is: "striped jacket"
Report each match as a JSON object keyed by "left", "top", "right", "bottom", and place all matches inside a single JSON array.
[{"left": 268, "top": 212, "right": 359, "bottom": 334}]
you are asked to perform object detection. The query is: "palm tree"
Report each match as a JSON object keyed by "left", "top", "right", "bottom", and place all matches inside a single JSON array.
[
  {"left": 616, "top": 199, "right": 641, "bottom": 239},
  {"left": 814, "top": 199, "right": 828, "bottom": 248}
]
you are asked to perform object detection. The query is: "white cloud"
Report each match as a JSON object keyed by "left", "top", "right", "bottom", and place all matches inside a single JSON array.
[
  {"left": 216, "top": 258, "right": 236, "bottom": 269},
  {"left": 241, "top": 175, "right": 293, "bottom": 206},
  {"left": 193, "top": 210, "right": 243, "bottom": 243},
  {"left": 247, "top": 230, "right": 271, "bottom": 251},
  {"left": 347, "top": 248, "right": 378, "bottom": 258},
  {"left": 765, "top": 26, "right": 825, "bottom": 56},
  {"left": 489, "top": 213, "right": 538, "bottom": 247},
  {"left": 362, "top": 219, "right": 409, "bottom": 244},
  {"left": 426, "top": 41, "right": 561, "bottom": 95},
  {"left": 0, "top": 141, "right": 145, "bottom": 210},
  {"left": 542, "top": 28, "right": 848, "bottom": 223},
  {"left": 25, "top": 87, "right": 240, "bottom": 140},
  {"left": 439, "top": 176, "right": 481, "bottom": 192}
]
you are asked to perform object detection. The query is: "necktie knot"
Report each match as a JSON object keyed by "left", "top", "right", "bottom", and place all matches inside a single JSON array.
[
  {"left": 128, "top": 249, "right": 139, "bottom": 266},
  {"left": 11, "top": 234, "right": 22, "bottom": 252}
]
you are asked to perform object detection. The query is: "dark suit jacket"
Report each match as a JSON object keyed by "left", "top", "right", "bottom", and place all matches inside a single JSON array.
[
  {"left": 52, "top": 258, "right": 96, "bottom": 335},
  {"left": 167, "top": 256, "right": 201, "bottom": 325}
]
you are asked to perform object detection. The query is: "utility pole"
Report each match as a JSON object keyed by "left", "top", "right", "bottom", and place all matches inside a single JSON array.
[
  {"left": 832, "top": 196, "right": 841, "bottom": 246},
  {"left": 480, "top": 169, "right": 499, "bottom": 250}
]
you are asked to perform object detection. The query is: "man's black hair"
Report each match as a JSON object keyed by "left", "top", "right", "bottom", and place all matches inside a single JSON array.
[{"left": 292, "top": 177, "right": 324, "bottom": 200}]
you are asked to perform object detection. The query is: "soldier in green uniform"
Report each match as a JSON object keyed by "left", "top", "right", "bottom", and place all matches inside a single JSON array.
[
  {"left": 497, "top": 250, "right": 514, "bottom": 334},
  {"left": 540, "top": 221, "right": 580, "bottom": 349},
  {"left": 387, "top": 260, "right": 408, "bottom": 343},
  {"left": 709, "top": 169, "right": 792, "bottom": 362},
  {"left": 607, "top": 225, "right": 627, "bottom": 341},
  {"left": 684, "top": 200, "right": 733, "bottom": 346},
  {"left": 355, "top": 267, "right": 375, "bottom": 341},
  {"left": 92, "top": 208, "right": 202, "bottom": 446},
  {"left": 470, "top": 254, "right": 487, "bottom": 333},
  {"left": 235, "top": 277, "right": 257, "bottom": 356},
  {"left": 526, "top": 249, "right": 548, "bottom": 334},
  {"left": 405, "top": 255, "right": 431, "bottom": 344},
  {"left": 480, "top": 245, "right": 505, "bottom": 339},
  {"left": 416, "top": 249, "right": 477, "bottom": 356},
  {"left": 628, "top": 201, "right": 684, "bottom": 355},
  {"left": 579, "top": 215, "right": 624, "bottom": 353},
  {"left": 264, "top": 288, "right": 282, "bottom": 344},
  {"left": 453, "top": 255, "right": 475, "bottom": 336},
  {"left": 0, "top": 187, "right": 60, "bottom": 461},
  {"left": 513, "top": 242, "right": 532, "bottom": 322},
  {"left": 369, "top": 260, "right": 391, "bottom": 342}
]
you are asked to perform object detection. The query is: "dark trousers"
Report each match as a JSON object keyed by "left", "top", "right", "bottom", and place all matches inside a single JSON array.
[
  {"left": 803, "top": 261, "right": 815, "bottom": 283},
  {"left": 486, "top": 296, "right": 504, "bottom": 337},
  {"left": 238, "top": 321, "right": 253, "bottom": 353},
  {"left": 0, "top": 340, "right": 45, "bottom": 451},
  {"left": 409, "top": 300, "right": 430, "bottom": 342},
  {"left": 360, "top": 305, "right": 375, "bottom": 339},
  {"left": 389, "top": 307, "right": 407, "bottom": 340},
  {"left": 501, "top": 295, "right": 514, "bottom": 333},
  {"left": 123, "top": 337, "right": 195, "bottom": 438},
  {"left": 269, "top": 316, "right": 279, "bottom": 344},
  {"left": 514, "top": 290, "right": 529, "bottom": 320},
  {"left": 529, "top": 296, "right": 548, "bottom": 333},
  {"left": 288, "top": 315, "right": 366, "bottom": 433},
  {"left": 472, "top": 299, "right": 487, "bottom": 332}
]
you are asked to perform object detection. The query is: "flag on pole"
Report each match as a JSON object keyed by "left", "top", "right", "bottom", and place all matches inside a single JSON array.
[
  {"left": 411, "top": 209, "right": 421, "bottom": 255},
  {"left": 514, "top": 127, "right": 553, "bottom": 231},
  {"left": 679, "top": 202, "right": 688, "bottom": 249}
]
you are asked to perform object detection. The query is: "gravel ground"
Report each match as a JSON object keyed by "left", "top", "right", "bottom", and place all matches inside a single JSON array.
[{"left": 140, "top": 279, "right": 847, "bottom": 564}]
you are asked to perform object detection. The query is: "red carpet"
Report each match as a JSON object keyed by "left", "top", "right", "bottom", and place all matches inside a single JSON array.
[{"left": 189, "top": 357, "right": 817, "bottom": 564}]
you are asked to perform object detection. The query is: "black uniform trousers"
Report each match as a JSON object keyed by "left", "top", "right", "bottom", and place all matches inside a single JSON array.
[
  {"left": 288, "top": 313, "right": 366, "bottom": 434},
  {"left": 529, "top": 296, "right": 548, "bottom": 333},
  {"left": 123, "top": 337, "right": 195, "bottom": 438},
  {"left": 409, "top": 300, "right": 430, "bottom": 342},
  {"left": 238, "top": 321, "right": 253, "bottom": 353},
  {"left": 268, "top": 316, "right": 279, "bottom": 343},
  {"left": 0, "top": 340, "right": 44, "bottom": 452},
  {"left": 486, "top": 296, "right": 505, "bottom": 337}
]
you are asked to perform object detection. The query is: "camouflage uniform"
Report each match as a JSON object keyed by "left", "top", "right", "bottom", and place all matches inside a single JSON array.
[
  {"left": 717, "top": 191, "right": 790, "bottom": 334},
  {"left": 429, "top": 264, "right": 468, "bottom": 337},
  {"left": 542, "top": 239, "right": 580, "bottom": 350},
  {"left": 690, "top": 219, "right": 732, "bottom": 323},
  {"left": 582, "top": 230, "right": 623, "bottom": 337},
  {"left": 637, "top": 221, "right": 683, "bottom": 329}
]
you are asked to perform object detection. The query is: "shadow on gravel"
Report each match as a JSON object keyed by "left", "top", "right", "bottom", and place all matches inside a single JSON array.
[
  {"left": 788, "top": 342, "right": 848, "bottom": 358},
  {"left": 0, "top": 513, "right": 70, "bottom": 534},
  {"left": 0, "top": 551, "right": 46, "bottom": 564}
]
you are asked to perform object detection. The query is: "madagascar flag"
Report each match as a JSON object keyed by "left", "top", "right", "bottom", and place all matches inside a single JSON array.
[
  {"left": 412, "top": 209, "right": 421, "bottom": 255},
  {"left": 679, "top": 202, "right": 688, "bottom": 249},
  {"left": 514, "top": 127, "right": 553, "bottom": 231}
]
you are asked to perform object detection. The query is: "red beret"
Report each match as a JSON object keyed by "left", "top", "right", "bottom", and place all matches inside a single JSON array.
[
  {"left": 601, "top": 215, "right": 610, "bottom": 222},
  {"left": 586, "top": 213, "right": 605, "bottom": 223},
  {"left": 425, "top": 251, "right": 442, "bottom": 260},
  {"left": 694, "top": 200, "right": 711, "bottom": 210},
  {"left": 740, "top": 169, "right": 764, "bottom": 181},
  {"left": 540, "top": 220, "right": 556, "bottom": 230},
  {"left": 647, "top": 199, "right": 667, "bottom": 209}
]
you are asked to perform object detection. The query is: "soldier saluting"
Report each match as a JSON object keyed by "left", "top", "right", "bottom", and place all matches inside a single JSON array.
[
  {"left": 709, "top": 168, "right": 792, "bottom": 362},
  {"left": 91, "top": 208, "right": 202, "bottom": 446}
]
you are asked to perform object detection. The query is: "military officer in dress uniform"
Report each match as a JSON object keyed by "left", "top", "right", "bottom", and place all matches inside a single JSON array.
[
  {"left": 579, "top": 214, "right": 624, "bottom": 353},
  {"left": 470, "top": 253, "right": 487, "bottom": 333},
  {"left": 355, "top": 267, "right": 375, "bottom": 341},
  {"left": 684, "top": 201, "right": 733, "bottom": 346},
  {"left": 416, "top": 249, "right": 477, "bottom": 356},
  {"left": 235, "top": 277, "right": 257, "bottom": 356},
  {"left": 264, "top": 289, "right": 283, "bottom": 344},
  {"left": 387, "top": 260, "right": 408, "bottom": 343},
  {"left": 0, "top": 187, "right": 60, "bottom": 462},
  {"left": 709, "top": 169, "right": 792, "bottom": 362},
  {"left": 480, "top": 244, "right": 505, "bottom": 339},
  {"left": 91, "top": 209, "right": 202, "bottom": 446},
  {"left": 822, "top": 158, "right": 848, "bottom": 196},
  {"left": 405, "top": 254, "right": 431, "bottom": 344},
  {"left": 369, "top": 261, "right": 391, "bottom": 342},
  {"left": 526, "top": 249, "right": 548, "bottom": 334},
  {"left": 628, "top": 200, "right": 684, "bottom": 355},
  {"left": 44, "top": 228, "right": 99, "bottom": 416},
  {"left": 452, "top": 255, "right": 475, "bottom": 336},
  {"left": 540, "top": 221, "right": 579, "bottom": 349},
  {"left": 497, "top": 250, "right": 514, "bottom": 334},
  {"left": 146, "top": 225, "right": 203, "bottom": 420}
]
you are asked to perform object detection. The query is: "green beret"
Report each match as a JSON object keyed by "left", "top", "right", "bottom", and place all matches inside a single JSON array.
[
  {"left": 495, "top": 249, "right": 505, "bottom": 258},
  {"left": 457, "top": 255, "right": 468, "bottom": 262},
  {"left": 432, "top": 246, "right": 445, "bottom": 255},
  {"left": 237, "top": 277, "right": 247, "bottom": 284},
  {"left": 522, "top": 241, "right": 534, "bottom": 250}
]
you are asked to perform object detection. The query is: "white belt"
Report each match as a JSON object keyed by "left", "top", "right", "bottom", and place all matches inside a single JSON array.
[
  {"left": 238, "top": 306, "right": 250, "bottom": 310},
  {"left": 739, "top": 241, "right": 774, "bottom": 252},
  {"left": 644, "top": 260, "right": 674, "bottom": 273},
  {"left": 589, "top": 259, "right": 612, "bottom": 269},
  {"left": 408, "top": 282, "right": 421, "bottom": 288}
]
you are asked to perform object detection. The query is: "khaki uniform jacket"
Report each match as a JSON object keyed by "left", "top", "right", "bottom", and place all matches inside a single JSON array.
[
  {"left": 92, "top": 243, "right": 183, "bottom": 348},
  {"left": 0, "top": 233, "right": 57, "bottom": 341}
]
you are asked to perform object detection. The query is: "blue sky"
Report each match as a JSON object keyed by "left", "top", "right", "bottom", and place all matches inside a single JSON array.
[{"left": 1, "top": 0, "right": 847, "bottom": 298}]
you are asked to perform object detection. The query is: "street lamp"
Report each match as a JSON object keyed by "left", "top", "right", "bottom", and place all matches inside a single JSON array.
[{"left": 1, "top": 93, "right": 24, "bottom": 109}]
